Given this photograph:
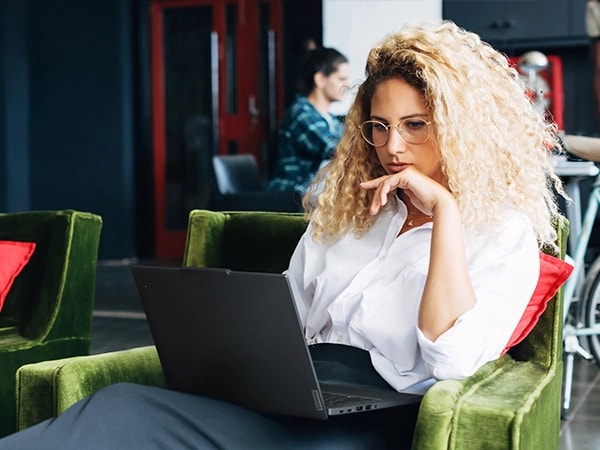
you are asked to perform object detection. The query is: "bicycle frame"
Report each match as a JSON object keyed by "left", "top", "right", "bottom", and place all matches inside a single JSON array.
[
  {"left": 563, "top": 178, "right": 600, "bottom": 320},
  {"left": 561, "top": 174, "right": 600, "bottom": 416}
]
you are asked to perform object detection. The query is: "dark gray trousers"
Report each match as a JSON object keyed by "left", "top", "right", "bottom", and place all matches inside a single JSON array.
[{"left": 0, "top": 345, "right": 419, "bottom": 449}]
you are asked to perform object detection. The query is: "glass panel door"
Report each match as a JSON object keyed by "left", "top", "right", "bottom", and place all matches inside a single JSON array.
[
  {"left": 150, "top": 0, "right": 282, "bottom": 258},
  {"left": 151, "top": 0, "right": 218, "bottom": 258},
  {"left": 162, "top": 6, "right": 214, "bottom": 228}
]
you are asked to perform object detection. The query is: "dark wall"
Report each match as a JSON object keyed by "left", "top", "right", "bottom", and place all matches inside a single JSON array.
[
  {"left": 1, "top": 1, "right": 31, "bottom": 213},
  {"left": 0, "top": 0, "right": 137, "bottom": 260},
  {"left": 560, "top": 46, "right": 597, "bottom": 135},
  {"left": 27, "top": 0, "right": 137, "bottom": 260},
  {"left": 282, "top": 0, "right": 322, "bottom": 108}
]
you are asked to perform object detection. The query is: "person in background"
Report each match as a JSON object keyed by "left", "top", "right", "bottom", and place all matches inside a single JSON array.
[
  {"left": 587, "top": 0, "right": 600, "bottom": 133},
  {"left": 267, "top": 46, "right": 350, "bottom": 195},
  {"left": 0, "top": 21, "right": 567, "bottom": 450}
]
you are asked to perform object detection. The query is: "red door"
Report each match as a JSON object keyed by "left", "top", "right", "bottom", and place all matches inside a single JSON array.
[{"left": 150, "top": 0, "right": 283, "bottom": 259}]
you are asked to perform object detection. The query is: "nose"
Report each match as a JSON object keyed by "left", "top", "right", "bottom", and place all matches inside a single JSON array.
[{"left": 385, "top": 126, "right": 408, "bottom": 154}]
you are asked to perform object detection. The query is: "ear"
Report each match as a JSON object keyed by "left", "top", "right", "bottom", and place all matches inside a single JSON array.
[{"left": 313, "top": 71, "right": 327, "bottom": 89}]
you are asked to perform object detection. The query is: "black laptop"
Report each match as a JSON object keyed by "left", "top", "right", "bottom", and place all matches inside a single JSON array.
[{"left": 132, "top": 265, "right": 422, "bottom": 420}]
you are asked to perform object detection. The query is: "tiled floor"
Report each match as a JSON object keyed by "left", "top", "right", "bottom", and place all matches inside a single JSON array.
[
  {"left": 91, "top": 258, "right": 183, "bottom": 355},
  {"left": 91, "top": 260, "right": 157, "bottom": 355},
  {"left": 560, "top": 359, "right": 600, "bottom": 450},
  {"left": 92, "top": 259, "right": 600, "bottom": 450}
]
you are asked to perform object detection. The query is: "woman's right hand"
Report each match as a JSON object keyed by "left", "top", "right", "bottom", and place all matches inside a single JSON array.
[{"left": 359, "top": 166, "right": 451, "bottom": 217}]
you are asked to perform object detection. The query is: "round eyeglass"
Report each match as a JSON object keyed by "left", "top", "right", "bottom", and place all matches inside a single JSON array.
[{"left": 359, "top": 118, "right": 432, "bottom": 146}]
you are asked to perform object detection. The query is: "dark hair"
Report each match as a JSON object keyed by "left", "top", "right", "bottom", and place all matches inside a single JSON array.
[{"left": 297, "top": 47, "right": 348, "bottom": 96}]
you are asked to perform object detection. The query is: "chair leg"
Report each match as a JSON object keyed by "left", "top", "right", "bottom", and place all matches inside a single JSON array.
[
  {"left": 562, "top": 332, "right": 593, "bottom": 419},
  {"left": 562, "top": 350, "right": 574, "bottom": 419}
]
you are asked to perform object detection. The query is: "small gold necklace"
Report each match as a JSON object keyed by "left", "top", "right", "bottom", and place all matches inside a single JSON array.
[{"left": 406, "top": 212, "right": 433, "bottom": 227}]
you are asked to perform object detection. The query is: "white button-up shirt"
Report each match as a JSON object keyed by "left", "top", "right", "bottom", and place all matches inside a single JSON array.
[{"left": 285, "top": 197, "right": 539, "bottom": 394}]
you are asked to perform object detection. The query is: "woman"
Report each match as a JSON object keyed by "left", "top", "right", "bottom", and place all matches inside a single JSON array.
[
  {"left": 267, "top": 47, "right": 350, "bottom": 195},
  {"left": 291, "top": 20, "right": 563, "bottom": 394},
  {"left": 0, "top": 21, "right": 564, "bottom": 449}
]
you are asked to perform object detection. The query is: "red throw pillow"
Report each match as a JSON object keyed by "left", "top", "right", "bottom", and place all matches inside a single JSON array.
[
  {"left": 502, "top": 252, "right": 573, "bottom": 355},
  {"left": 0, "top": 240, "right": 36, "bottom": 313}
]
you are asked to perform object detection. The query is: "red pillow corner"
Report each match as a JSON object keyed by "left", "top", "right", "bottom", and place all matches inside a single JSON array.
[
  {"left": 0, "top": 240, "right": 36, "bottom": 312},
  {"left": 503, "top": 252, "right": 573, "bottom": 354}
]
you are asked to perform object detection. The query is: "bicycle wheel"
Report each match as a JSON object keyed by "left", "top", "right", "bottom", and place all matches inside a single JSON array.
[{"left": 583, "top": 255, "right": 600, "bottom": 365}]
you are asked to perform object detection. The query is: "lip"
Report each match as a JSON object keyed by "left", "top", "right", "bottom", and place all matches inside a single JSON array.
[{"left": 388, "top": 163, "right": 410, "bottom": 173}]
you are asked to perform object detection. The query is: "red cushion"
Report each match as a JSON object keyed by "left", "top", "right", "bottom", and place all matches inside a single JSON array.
[
  {"left": 502, "top": 252, "right": 573, "bottom": 354},
  {"left": 0, "top": 241, "right": 36, "bottom": 313}
]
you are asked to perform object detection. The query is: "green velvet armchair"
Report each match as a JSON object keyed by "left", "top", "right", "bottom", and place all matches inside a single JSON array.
[
  {"left": 0, "top": 209, "right": 102, "bottom": 437},
  {"left": 14, "top": 210, "right": 567, "bottom": 449}
]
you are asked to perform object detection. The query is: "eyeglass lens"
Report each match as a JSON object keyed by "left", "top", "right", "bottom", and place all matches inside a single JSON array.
[{"left": 360, "top": 119, "right": 430, "bottom": 146}]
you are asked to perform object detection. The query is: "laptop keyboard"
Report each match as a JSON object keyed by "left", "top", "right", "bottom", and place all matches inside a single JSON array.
[{"left": 322, "top": 391, "right": 381, "bottom": 407}]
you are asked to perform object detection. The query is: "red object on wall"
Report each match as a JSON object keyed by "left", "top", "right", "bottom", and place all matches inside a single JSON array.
[{"left": 509, "top": 55, "right": 564, "bottom": 130}]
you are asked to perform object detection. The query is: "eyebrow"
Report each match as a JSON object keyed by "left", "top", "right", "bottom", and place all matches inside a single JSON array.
[{"left": 370, "top": 113, "right": 429, "bottom": 122}]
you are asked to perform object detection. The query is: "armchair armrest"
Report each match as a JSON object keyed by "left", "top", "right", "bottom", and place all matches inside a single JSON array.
[
  {"left": 16, "top": 346, "right": 165, "bottom": 431},
  {"left": 412, "top": 354, "right": 562, "bottom": 450}
]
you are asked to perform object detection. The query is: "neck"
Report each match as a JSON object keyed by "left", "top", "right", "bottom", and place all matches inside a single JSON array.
[
  {"left": 398, "top": 193, "right": 431, "bottom": 218},
  {"left": 307, "top": 91, "right": 331, "bottom": 115}
]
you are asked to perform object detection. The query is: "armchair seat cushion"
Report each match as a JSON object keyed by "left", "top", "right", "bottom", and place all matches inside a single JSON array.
[{"left": 0, "top": 331, "right": 29, "bottom": 347}]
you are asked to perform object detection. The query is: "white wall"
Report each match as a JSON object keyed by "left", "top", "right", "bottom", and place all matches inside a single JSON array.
[{"left": 323, "top": 0, "right": 442, "bottom": 114}]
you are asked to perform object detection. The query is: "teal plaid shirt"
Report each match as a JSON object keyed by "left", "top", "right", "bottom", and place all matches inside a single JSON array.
[{"left": 268, "top": 96, "right": 344, "bottom": 194}]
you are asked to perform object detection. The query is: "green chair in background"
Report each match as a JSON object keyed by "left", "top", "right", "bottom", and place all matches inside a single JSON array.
[
  {"left": 0, "top": 210, "right": 102, "bottom": 437},
  {"left": 14, "top": 210, "right": 567, "bottom": 449}
]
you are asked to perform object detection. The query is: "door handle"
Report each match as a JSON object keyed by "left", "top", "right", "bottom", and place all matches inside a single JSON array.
[
  {"left": 249, "top": 96, "right": 260, "bottom": 117},
  {"left": 211, "top": 31, "right": 219, "bottom": 155}
]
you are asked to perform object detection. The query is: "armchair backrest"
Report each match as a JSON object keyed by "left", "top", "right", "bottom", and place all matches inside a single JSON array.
[
  {"left": 211, "top": 156, "right": 303, "bottom": 213},
  {"left": 0, "top": 210, "right": 103, "bottom": 341},
  {"left": 183, "top": 210, "right": 306, "bottom": 273},
  {"left": 213, "top": 154, "right": 263, "bottom": 194}
]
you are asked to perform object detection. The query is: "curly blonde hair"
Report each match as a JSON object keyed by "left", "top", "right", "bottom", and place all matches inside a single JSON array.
[{"left": 304, "top": 20, "right": 563, "bottom": 249}]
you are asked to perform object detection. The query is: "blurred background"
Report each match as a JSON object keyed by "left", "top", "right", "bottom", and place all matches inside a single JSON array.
[{"left": 0, "top": 0, "right": 593, "bottom": 262}]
